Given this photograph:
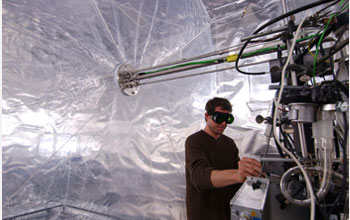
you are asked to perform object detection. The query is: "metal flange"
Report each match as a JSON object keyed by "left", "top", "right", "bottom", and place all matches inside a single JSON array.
[{"left": 115, "top": 63, "right": 139, "bottom": 96}]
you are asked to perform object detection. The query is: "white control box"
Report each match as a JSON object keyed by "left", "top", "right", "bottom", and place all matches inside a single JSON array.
[{"left": 230, "top": 177, "right": 270, "bottom": 220}]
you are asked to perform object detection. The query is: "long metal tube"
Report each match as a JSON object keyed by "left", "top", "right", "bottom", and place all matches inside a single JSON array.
[
  {"left": 280, "top": 0, "right": 298, "bottom": 85},
  {"left": 135, "top": 35, "right": 337, "bottom": 83},
  {"left": 297, "top": 123, "right": 309, "bottom": 158},
  {"left": 241, "top": 26, "right": 287, "bottom": 42},
  {"left": 260, "top": 157, "right": 342, "bottom": 163},
  {"left": 137, "top": 62, "right": 217, "bottom": 80},
  {"left": 137, "top": 35, "right": 335, "bottom": 84},
  {"left": 134, "top": 42, "right": 253, "bottom": 73},
  {"left": 133, "top": 37, "right": 285, "bottom": 74},
  {"left": 138, "top": 58, "right": 274, "bottom": 85}
]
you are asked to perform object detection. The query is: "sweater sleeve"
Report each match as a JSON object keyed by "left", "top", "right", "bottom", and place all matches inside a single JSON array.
[{"left": 185, "top": 136, "right": 215, "bottom": 191}]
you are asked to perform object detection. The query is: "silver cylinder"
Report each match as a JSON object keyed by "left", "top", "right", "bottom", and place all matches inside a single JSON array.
[{"left": 288, "top": 103, "right": 318, "bottom": 123}]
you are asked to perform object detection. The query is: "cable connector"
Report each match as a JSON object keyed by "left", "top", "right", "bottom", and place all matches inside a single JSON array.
[{"left": 336, "top": 101, "right": 349, "bottom": 112}]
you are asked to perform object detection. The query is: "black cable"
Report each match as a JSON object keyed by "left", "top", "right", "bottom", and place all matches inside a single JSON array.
[
  {"left": 320, "top": 24, "right": 348, "bottom": 69},
  {"left": 326, "top": 111, "right": 348, "bottom": 218},
  {"left": 325, "top": 24, "right": 349, "bottom": 99},
  {"left": 299, "top": 8, "right": 347, "bottom": 65},
  {"left": 336, "top": 80, "right": 349, "bottom": 97},
  {"left": 235, "top": 0, "right": 340, "bottom": 75},
  {"left": 317, "top": 38, "right": 349, "bottom": 72},
  {"left": 324, "top": 24, "right": 349, "bottom": 217},
  {"left": 316, "top": 0, "right": 342, "bottom": 15},
  {"left": 314, "top": 186, "right": 329, "bottom": 220},
  {"left": 294, "top": 25, "right": 334, "bottom": 64},
  {"left": 334, "top": 130, "right": 341, "bottom": 170},
  {"left": 250, "top": 33, "right": 282, "bottom": 43}
]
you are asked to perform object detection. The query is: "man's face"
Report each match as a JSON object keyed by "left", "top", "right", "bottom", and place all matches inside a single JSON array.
[{"left": 205, "top": 106, "right": 230, "bottom": 136}]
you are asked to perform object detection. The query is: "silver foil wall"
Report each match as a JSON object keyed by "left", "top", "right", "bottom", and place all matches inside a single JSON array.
[{"left": 3, "top": 0, "right": 311, "bottom": 219}]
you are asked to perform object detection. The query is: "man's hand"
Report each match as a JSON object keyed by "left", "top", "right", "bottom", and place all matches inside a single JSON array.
[
  {"left": 235, "top": 157, "right": 262, "bottom": 183},
  {"left": 210, "top": 157, "right": 264, "bottom": 188}
]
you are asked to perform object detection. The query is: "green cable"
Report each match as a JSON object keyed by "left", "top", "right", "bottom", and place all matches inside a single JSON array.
[
  {"left": 242, "top": 47, "right": 278, "bottom": 57},
  {"left": 242, "top": 34, "right": 318, "bottom": 58},
  {"left": 142, "top": 33, "right": 321, "bottom": 75},
  {"left": 312, "top": 15, "right": 334, "bottom": 84},
  {"left": 341, "top": 2, "right": 349, "bottom": 11},
  {"left": 312, "top": 1, "right": 349, "bottom": 83},
  {"left": 143, "top": 59, "right": 219, "bottom": 75},
  {"left": 339, "top": 0, "right": 347, "bottom": 8}
]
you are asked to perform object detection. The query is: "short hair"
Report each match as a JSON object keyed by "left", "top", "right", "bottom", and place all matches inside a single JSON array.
[{"left": 205, "top": 97, "right": 232, "bottom": 115}]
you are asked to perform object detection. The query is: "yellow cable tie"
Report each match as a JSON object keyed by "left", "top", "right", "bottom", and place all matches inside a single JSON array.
[
  {"left": 308, "top": 40, "right": 330, "bottom": 63},
  {"left": 226, "top": 54, "right": 238, "bottom": 62}
]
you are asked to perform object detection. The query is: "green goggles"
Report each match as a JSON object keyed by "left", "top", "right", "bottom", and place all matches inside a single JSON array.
[{"left": 210, "top": 112, "right": 235, "bottom": 124}]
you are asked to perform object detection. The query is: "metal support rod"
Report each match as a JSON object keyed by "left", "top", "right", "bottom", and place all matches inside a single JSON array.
[
  {"left": 297, "top": 123, "right": 309, "bottom": 158},
  {"left": 134, "top": 42, "right": 250, "bottom": 73},
  {"left": 133, "top": 37, "right": 285, "bottom": 74},
  {"left": 286, "top": 34, "right": 299, "bottom": 85},
  {"left": 241, "top": 26, "right": 287, "bottom": 42},
  {"left": 281, "top": 0, "right": 289, "bottom": 25},
  {"left": 136, "top": 31, "right": 329, "bottom": 83},
  {"left": 260, "top": 157, "right": 342, "bottom": 163},
  {"left": 280, "top": 0, "right": 298, "bottom": 85},
  {"left": 316, "top": 37, "right": 349, "bottom": 65},
  {"left": 137, "top": 62, "right": 216, "bottom": 80},
  {"left": 135, "top": 35, "right": 336, "bottom": 83},
  {"left": 138, "top": 58, "right": 274, "bottom": 85}
]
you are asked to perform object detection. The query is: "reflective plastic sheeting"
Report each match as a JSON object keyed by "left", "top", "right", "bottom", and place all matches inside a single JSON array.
[{"left": 3, "top": 0, "right": 309, "bottom": 219}]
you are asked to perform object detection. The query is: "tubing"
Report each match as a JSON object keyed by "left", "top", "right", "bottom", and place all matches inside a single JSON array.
[{"left": 273, "top": 15, "right": 316, "bottom": 220}]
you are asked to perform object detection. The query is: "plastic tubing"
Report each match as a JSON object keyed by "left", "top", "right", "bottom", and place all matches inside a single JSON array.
[
  {"left": 272, "top": 14, "right": 316, "bottom": 220},
  {"left": 317, "top": 138, "right": 333, "bottom": 200},
  {"left": 314, "top": 110, "right": 335, "bottom": 203},
  {"left": 280, "top": 138, "right": 333, "bottom": 206}
]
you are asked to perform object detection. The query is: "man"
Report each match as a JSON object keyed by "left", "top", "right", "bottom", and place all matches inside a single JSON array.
[{"left": 185, "top": 97, "right": 262, "bottom": 220}]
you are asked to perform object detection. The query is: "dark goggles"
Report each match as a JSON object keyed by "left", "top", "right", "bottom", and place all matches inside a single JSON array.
[{"left": 210, "top": 112, "right": 234, "bottom": 124}]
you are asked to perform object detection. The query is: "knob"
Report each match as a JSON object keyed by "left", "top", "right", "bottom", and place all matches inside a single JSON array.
[{"left": 240, "top": 212, "right": 252, "bottom": 220}]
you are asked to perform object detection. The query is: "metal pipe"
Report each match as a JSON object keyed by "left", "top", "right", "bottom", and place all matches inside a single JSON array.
[
  {"left": 138, "top": 58, "right": 274, "bottom": 85},
  {"left": 260, "top": 157, "right": 342, "bottom": 163},
  {"left": 280, "top": 0, "right": 289, "bottom": 25},
  {"left": 280, "top": 0, "right": 298, "bottom": 85},
  {"left": 136, "top": 35, "right": 337, "bottom": 83},
  {"left": 241, "top": 26, "right": 287, "bottom": 42},
  {"left": 297, "top": 123, "right": 309, "bottom": 158},
  {"left": 134, "top": 43, "right": 246, "bottom": 73},
  {"left": 137, "top": 62, "right": 217, "bottom": 80},
  {"left": 133, "top": 38, "right": 284, "bottom": 74}
]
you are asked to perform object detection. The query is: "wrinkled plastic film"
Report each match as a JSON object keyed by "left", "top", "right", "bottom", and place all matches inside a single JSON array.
[{"left": 3, "top": 0, "right": 310, "bottom": 219}]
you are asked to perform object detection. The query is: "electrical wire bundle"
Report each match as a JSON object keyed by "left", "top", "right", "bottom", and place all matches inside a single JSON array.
[{"left": 240, "top": 1, "right": 349, "bottom": 220}]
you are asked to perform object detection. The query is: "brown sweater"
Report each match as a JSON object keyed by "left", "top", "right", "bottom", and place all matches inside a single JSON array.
[{"left": 185, "top": 130, "right": 241, "bottom": 220}]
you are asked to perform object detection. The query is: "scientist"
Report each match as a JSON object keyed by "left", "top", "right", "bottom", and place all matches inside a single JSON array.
[{"left": 185, "top": 97, "right": 262, "bottom": 220}]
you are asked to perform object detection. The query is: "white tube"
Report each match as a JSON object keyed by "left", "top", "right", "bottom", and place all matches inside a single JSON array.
[
  {"left": 273, "top": 14, "right": 316, "bottom": 220},
  {"left": 316, "top": 138, "right": 333, "bottom": 199},
  {"left": 313, "top": 109, "right": 335, "bottom": 203}
]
